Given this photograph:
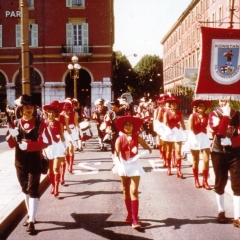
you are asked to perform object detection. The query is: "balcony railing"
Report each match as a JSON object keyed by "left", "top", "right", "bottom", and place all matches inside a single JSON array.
[{"left": 61, "top": 44, "right": 93, "bottom": 57}]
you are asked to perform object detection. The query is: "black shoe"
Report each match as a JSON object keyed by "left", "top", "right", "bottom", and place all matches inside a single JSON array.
[
  {"left": 75, "top": 148, "right": 79, "bottom": 152},
  {"left": 79, "top": 147, "right": 83, "bottom": 152},
  {"left": 217, "top": 212, "right": 228, "bottom": 223},
  {"left": 26, "top": 222, "right": 35, "bottom": 235}
]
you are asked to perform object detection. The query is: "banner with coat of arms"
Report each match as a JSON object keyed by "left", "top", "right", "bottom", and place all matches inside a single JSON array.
[{"left": 195, "top": 27, "right": 240, "bottom": 100}]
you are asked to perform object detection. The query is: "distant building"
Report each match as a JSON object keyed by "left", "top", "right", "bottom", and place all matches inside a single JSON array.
[
  {"left": 0, "top": 0, "right": 114, "bottom": 109},
  {"left": 161, "top": 0, "right": 240, "bottom": 93}
]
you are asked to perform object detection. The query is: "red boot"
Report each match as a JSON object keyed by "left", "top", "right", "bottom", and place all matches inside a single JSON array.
[
  {"left": 162, "top": 150, "right": 167, "bottom": 167},
  {"left": 54, "top": 174, "right": 60, "bottom": 197},
  {"left": 172, "top": 150, "right": 176, "bottom": 168},
  {"left": 124, "top": 199, "right": 132, "bottom": 222},
  {"left": 202, "top": 169, "right": 211, "bottom": 190},
  {"left": 131, "top": 200, "right": 140, "bottom": 228},
  {"left": 167, "top": 158, "right": 172, "bottom": 175},
  {"left": 60, "top": 163, "right": 66, "bottom": 185},
  {"left": 176, "top": 159, "right": 183, "bottom": 178},
  {"left": 48, "top": 173, "right": 55, "bottom": 194},
  {"left": 192, "top": 168, "right": 202, "bottom": 188},
  {"left": 68, "top": 155, "right": 74, "bottom": 173}
]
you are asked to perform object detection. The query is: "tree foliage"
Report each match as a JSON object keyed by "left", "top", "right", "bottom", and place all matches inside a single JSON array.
[
  {"left": 134, "top": 55, "right": 163, "bottom": 99},
  {"left": 112, "top": 52, "right": 163, "bottom": 101}
]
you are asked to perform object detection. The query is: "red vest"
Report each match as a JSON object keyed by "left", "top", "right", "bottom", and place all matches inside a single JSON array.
[{"left": 120, "top": 134, "right": 138, "bottom": 160}]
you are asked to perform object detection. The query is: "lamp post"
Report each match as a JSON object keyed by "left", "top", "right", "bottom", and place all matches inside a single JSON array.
[{"left": 68, "top": 56, "right": 81, "bottom": 99}]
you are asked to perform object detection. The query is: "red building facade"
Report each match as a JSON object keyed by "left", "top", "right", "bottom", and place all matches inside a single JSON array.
[{"left": 0, "top": 0, "right": 114, "bottom": 109}]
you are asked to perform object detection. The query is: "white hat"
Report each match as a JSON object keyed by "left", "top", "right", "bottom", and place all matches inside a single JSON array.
[{"left": 94, "top": 98, "right": 104, "bottom": 106}]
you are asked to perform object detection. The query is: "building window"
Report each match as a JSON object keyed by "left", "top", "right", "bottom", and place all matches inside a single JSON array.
[
  {"left": 0, "top": 25, "right": 2, "bottom": 47},
  {"left": 66, "top": 0, "right": 85, "bottom": 7},
  {"left": 66, "top": 23, "right": 89, "bottom": 53},
  {"left": 16, "top": 24, "right": 38, "bottom": 47},
  {"left": 28, "top": 0, "right": 34, "bottom": 8},
  {"left": 212, "top": 12, "right": 216, "bottom": 27},
  {"left": 218, "top": 6, "right": 223, "bottom": 25}
]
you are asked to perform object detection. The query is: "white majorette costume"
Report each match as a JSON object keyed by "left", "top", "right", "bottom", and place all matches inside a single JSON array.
[
  {"left": 113, "top": 115, "right": 152, "bottom": 229},
  {"left": 42, "top": 100, "right": 65, "bottom": 197},
  {"left": 186, "top": 99, "right": 212, "bottom": 190},
  {"left": 161, "top": 94, "right": 187, "bottom": 178},
  {"left": 6, "top": 94, "right": 51, "bottom": 235}
]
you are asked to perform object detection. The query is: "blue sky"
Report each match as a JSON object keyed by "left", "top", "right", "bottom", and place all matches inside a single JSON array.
[{"left": 114, "top": 0, "right": 192, "bottom": 67}]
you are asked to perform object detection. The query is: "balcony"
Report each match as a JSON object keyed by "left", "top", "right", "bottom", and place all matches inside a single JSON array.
[{"left": 61, "top": 44, "right": 93, "bottom": 57}]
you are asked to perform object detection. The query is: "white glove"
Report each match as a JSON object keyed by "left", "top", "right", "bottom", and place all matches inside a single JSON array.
[
  {"left": 220, "top": 137, "right": 232, "bottom": 146},
  {"left": 9, "top": 128, "right": 19, "bottom": 137},
  {"left": 128, "top": 150, "right": 150, "bottom": 163},
  {"left": 212, "top": 116, "right": 220, "bottom": 127},
  {"left": 19, "top": 141, "right": 28, "bottom": 151},
  {"left": 221, "top": 103, "right": 231, "bottom": 117}
]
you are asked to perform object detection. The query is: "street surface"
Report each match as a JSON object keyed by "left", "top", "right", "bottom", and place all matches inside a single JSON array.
[{"left": 0, "top": 124, "right": 239, "bottom": 240}]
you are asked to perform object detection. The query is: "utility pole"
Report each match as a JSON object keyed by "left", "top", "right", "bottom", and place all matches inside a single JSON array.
[{"left": 20, "top": 0, "right": 30, "bottom": 94}]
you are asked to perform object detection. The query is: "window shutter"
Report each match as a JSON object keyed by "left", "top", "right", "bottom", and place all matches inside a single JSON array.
[
  {"left": 66, "top": 0, "right": 72, "bottom": 7},
  {"left": 31, "top": 24, "right": 38, "bottom": 47},
  {"left": 82, "top": 23, "right": 88, "bottom": 52},
  {"left": 0, "top": 25, "right": 2, "bottom": 47},
  {"left": 66, "top": 23, "right": 73, "bottom": 52},
  {"left": 16, "top": 24, "right": 21, "bottom": 47}
]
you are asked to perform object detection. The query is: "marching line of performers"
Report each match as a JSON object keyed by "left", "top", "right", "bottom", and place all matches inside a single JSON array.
[{"left": 5, "top": 93, "right": 240, "bottom": 233}]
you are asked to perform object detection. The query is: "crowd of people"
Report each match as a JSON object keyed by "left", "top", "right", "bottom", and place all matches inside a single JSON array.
[{"left": 5, "top": 92, "right": 240, "bottom": 233}]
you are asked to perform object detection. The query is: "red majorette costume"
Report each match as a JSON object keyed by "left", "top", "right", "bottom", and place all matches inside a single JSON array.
[
  {"left": 155, "top": 94, "right": 170, "bottom": 167},
  {"left": 160, "top": 95, "right": 187, "bottom": 178},
  {"left": 187, "top": 101, "right": 211, "bottom": 150},
  {"left": 113, "top": 115, "right": 151, "bottom": 229},
  {"left": 186, "top": 99, "right": 212, "bottom": 190},
  {"left": 6, "top": 94, "right": 51, "bottom": 234},
  {"left": 43, "top": 100, "right": 65, "bottom": 196}
]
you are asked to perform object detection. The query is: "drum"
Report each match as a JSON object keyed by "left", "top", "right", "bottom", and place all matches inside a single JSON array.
[{"left": 79, "top": 121, "right": 92, "bottom": 141}]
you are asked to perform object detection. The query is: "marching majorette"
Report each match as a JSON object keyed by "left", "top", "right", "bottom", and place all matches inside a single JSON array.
[
  {"left": 59, "top": 98, "right": 79, "bottom": 174},
  {"left": 155, "top": 94, "right": 170, "bottom": 167},
  {"left": 208, "top": 99, "right": 240, "bottom": 227},
  {"left": 91, "top": 98, "right": 109, "bottom": 151},
  {"left": 186, "top": 99, "right": 212, "bottom": 189},
  {"left": 113, "top": 116, "right": 152, "bottom": 229},
  {"left": 42, "top": 100, "right": 66, "bottom": 197},
  {"left": 6, "top": 94, "right": 51, "bottom": 234},
  {"left": 161, "top": 94, "right": 187, "bottom": 178}
]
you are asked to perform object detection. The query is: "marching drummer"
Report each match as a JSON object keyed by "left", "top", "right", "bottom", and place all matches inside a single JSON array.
[{"left": 91, "top": 98, "right": 109, "bottom": 151}]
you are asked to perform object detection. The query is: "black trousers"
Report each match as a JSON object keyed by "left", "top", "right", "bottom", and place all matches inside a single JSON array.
[
  {"left": 211, "top": 151, "right": 240, "bottom": 196},
  {"left": 15, "top": 165, "right": 41, "bottom": 198}
]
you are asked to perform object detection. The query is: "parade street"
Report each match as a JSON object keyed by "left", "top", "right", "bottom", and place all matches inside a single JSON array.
[{"left": 0, "top": 123, "right": 239, "bottom": 240}]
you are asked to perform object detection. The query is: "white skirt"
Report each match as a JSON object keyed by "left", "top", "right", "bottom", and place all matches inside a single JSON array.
[
  {"left": 69, "top": 124, "right": 79, "bottom": 141},
  {"left": 154, "top": 120, "right": 165, "bottom": 136},
  {"left": 44, "top": 140, "right": 65, "bottom": 159},
  {"left": 161, "top": 126, "right": 187, "bottom": 142},
  {"left": 112, "top": 157, "right": 146, "bottom": 177},
  {"left": 186, "top": 131, "right": 210, "bottom": 150}
]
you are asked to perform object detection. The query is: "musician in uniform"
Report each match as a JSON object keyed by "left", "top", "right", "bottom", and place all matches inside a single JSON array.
[{"left": 91, "top": 98, "right": 109, "bottom": 151}]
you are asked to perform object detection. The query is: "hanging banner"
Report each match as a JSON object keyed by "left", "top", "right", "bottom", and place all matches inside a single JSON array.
[{"left": 195, "top": 27, "right": 240, "bottom": 100}]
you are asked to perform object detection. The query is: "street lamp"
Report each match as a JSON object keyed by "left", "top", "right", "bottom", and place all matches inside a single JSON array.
[{"left": 68, "top": 55, "right": 81, "bottom": 99}]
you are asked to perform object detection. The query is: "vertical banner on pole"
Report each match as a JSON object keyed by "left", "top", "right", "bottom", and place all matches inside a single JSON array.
[{"left": 195, "top": 27, "right": 240, "bottom": 100}]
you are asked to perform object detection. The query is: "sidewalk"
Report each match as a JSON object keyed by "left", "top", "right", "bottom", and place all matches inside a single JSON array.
[{"left": 0, "top": 122, "right": 233, "bottom": 238}]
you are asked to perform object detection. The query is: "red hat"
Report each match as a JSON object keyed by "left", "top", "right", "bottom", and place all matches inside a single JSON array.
[
  {"left": 43, "top": 100, "right": 61, "bottom": 113},
  {"left": 115, "top": 116, "right": 143, "bottom": 134},
  {"left": 157, "top": 94, "right": 170, "bottom": 104},
  {"left": 167, "top": 95, "right": 181, "bottom": 104},
  {"left": 191, "top": 99, "right": 212, "bottom": 109},
  {"left": 63, "top": 102, "right": 72, "bottom": 110}
]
